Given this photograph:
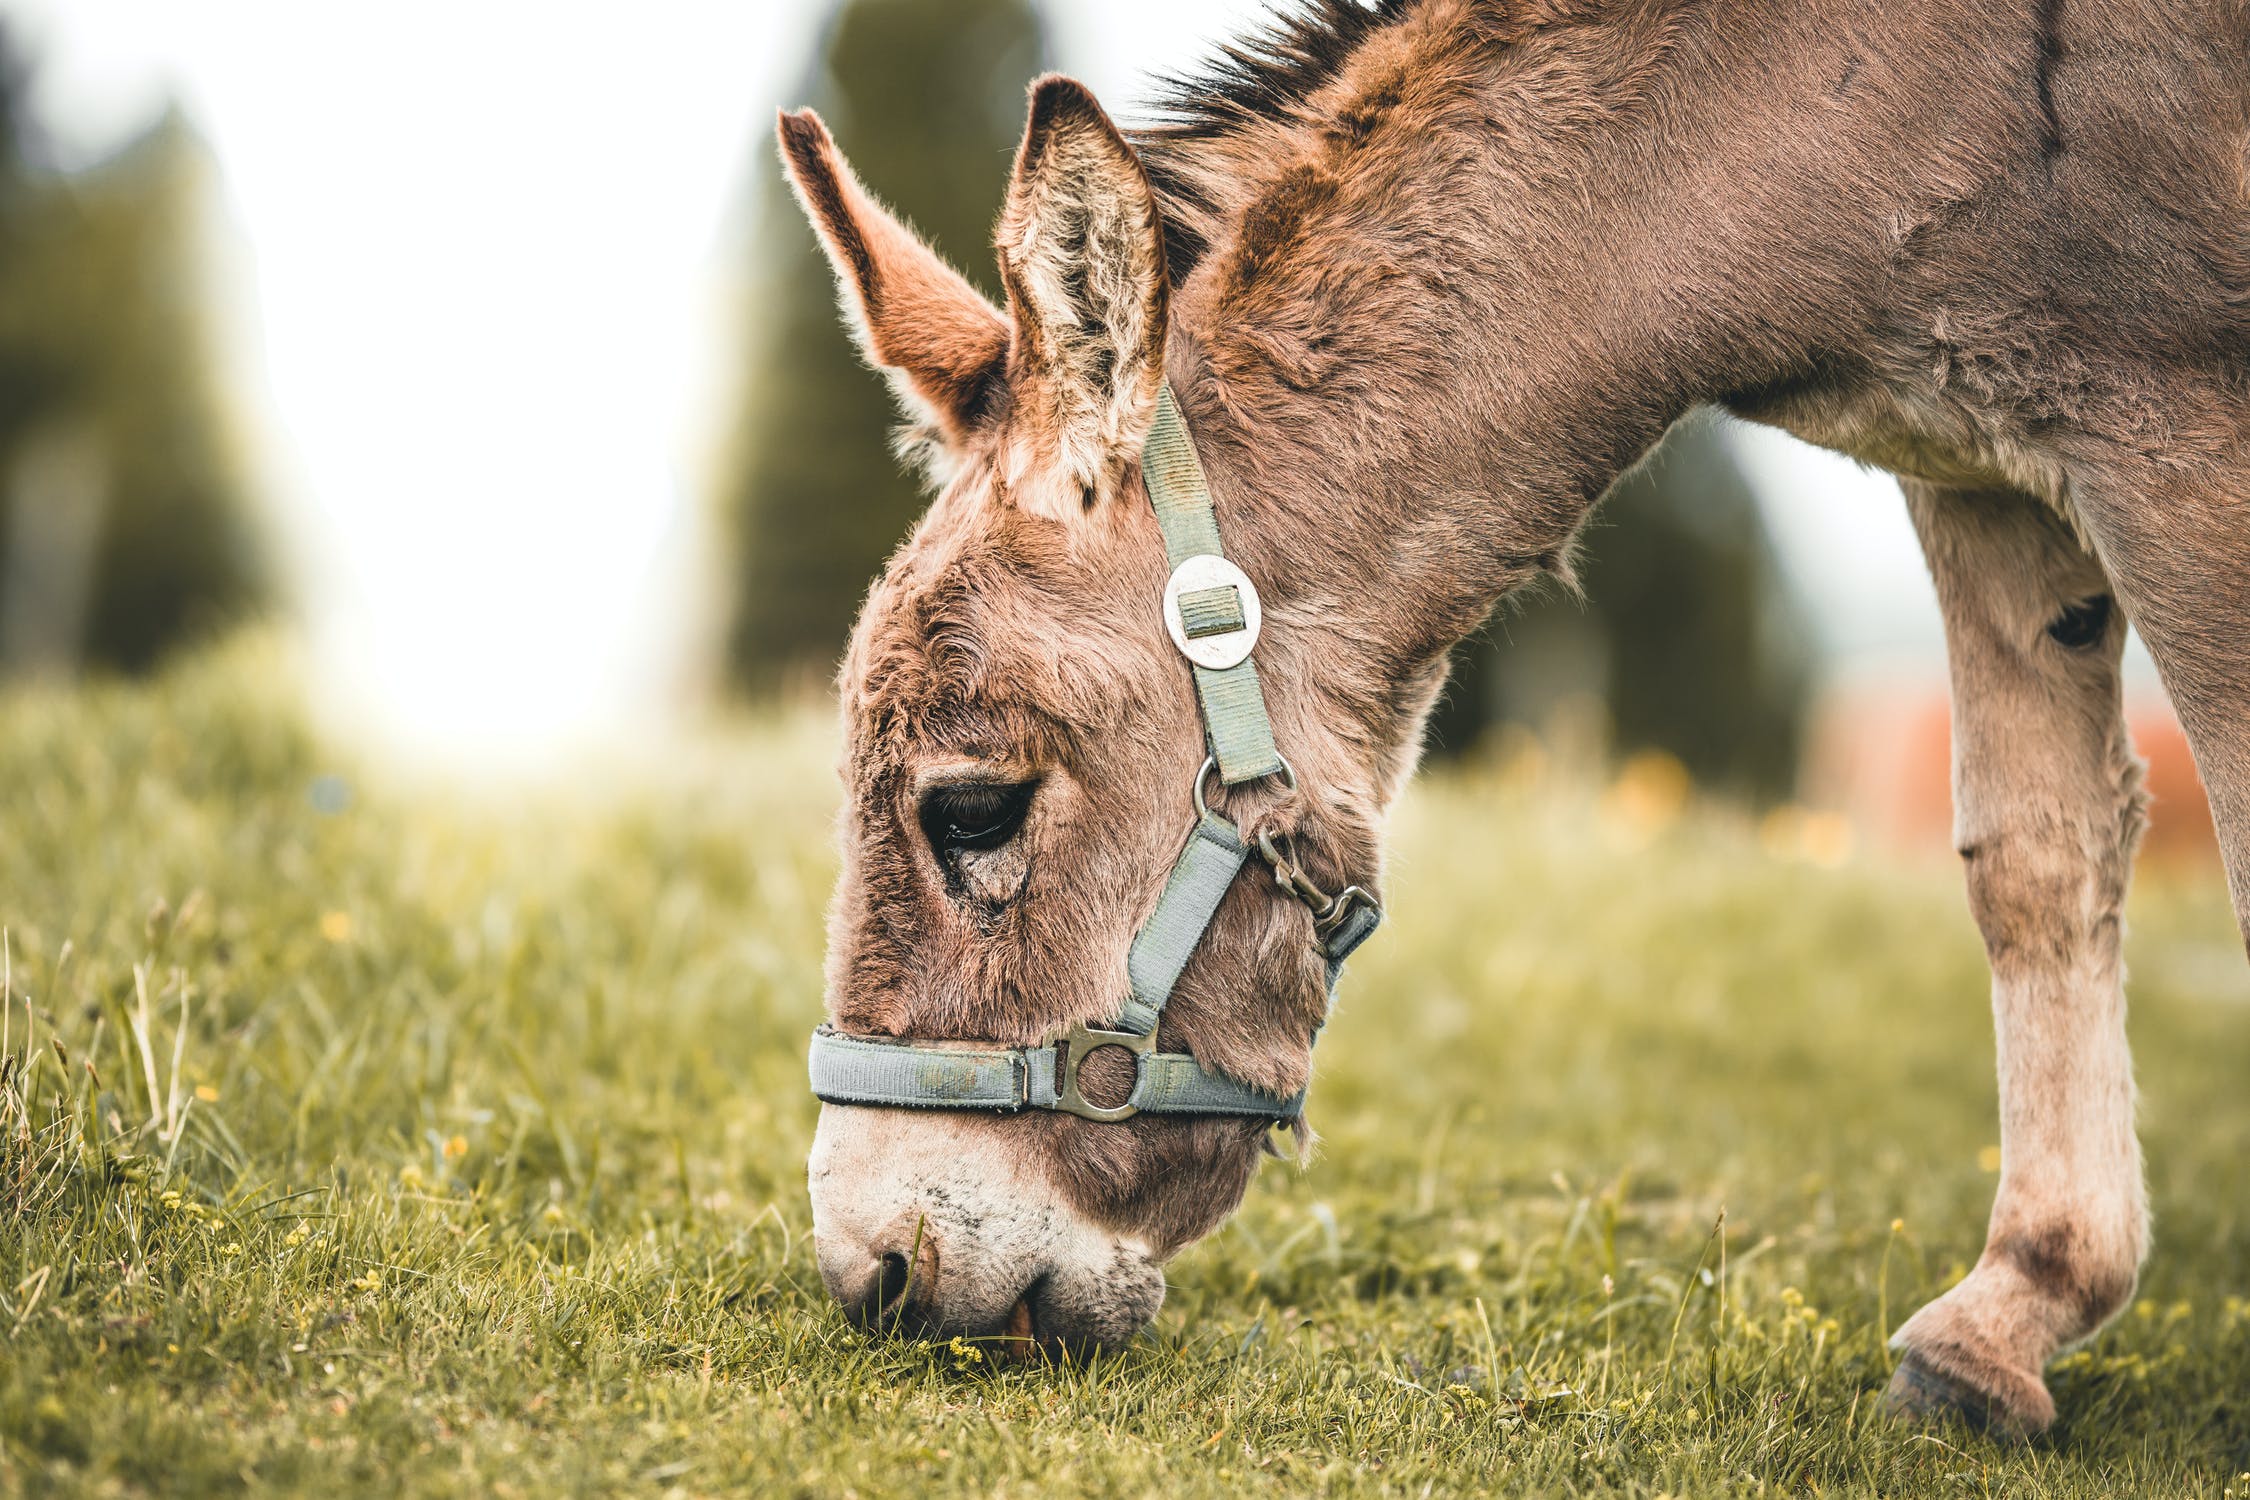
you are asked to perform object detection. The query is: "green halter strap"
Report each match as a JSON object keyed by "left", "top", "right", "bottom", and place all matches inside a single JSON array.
[
  {"left": 807, "top": 382, "right": 1380, "bottom": 1122},
  {"left": 1140, "top": 387, "right": 1286, "bottom": 786}
]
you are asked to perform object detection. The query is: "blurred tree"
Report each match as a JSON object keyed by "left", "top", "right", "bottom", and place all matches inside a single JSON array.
[
  {"left": 0, "top": 38, "right": 45, "bottom": 445},
  {"left": 1424, "top": 416, "right": 1813, "bottom": 797},
  {"left": 720, "top": 0, "right": 1047, "bottom": 693},
  {"left": 0, "top": 33, "right": 265, "bottom": 678}
]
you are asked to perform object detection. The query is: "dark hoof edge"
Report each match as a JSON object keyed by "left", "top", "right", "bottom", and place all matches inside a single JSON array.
[{"left": 1884, "top": 1352, "right": 2037, "bottom": 1443}]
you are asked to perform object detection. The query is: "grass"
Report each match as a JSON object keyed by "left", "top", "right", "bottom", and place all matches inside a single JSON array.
[{"left": 3, "top": 638, "right": 2247, "bottom": 1499}]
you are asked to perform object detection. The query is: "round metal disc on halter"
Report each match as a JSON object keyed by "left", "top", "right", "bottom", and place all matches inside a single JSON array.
[{"left": 1162, "top": 554, "right": 1262, "bottom": 670}]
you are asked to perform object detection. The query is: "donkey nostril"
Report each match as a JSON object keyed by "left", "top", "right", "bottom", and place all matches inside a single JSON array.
[
  {"left": 875, "top": 1251, "right": 913, "bottom": 1316},
  {"left": 830, "top": 1219, "right": 939, "bottom": 1332}
]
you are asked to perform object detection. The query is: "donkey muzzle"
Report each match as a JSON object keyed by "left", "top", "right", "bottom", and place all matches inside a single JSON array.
[{"left": 807, "top": 1105, "right": 1167, "bottom": 1350}]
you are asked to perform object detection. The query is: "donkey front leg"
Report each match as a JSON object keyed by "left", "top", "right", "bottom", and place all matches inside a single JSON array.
[{"left": 1884, "top": 480, "right": 2149, "bottom": 1437}]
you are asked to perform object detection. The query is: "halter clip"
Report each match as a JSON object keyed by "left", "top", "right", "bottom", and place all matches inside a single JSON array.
[{"left": 1256, "top": 828, "right": 1384, "bottom": 956}]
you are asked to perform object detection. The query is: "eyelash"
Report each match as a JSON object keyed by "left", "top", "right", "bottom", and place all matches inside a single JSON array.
[{"left": 918, "top": 781, "right": 1036, "bottom": 856}]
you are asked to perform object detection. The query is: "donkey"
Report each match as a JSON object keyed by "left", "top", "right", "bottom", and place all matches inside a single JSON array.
[{"left": 779, "top": 0, "right": 2250, "bottom": 1436}]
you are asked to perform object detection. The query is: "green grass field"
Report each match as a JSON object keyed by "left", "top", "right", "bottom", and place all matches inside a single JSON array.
[{"left": 4, "top": 640, "right": 2247, "bottom": 1498}]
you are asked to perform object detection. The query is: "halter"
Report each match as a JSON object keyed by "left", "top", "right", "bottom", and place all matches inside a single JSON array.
[{"left": 806, "top": 383, "right": 1381, "bottom": 1123}]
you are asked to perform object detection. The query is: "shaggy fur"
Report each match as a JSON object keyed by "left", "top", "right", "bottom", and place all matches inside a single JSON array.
[
  {"left": 995, "top": 84, "right": 1174, "bottom": 518},
  {"left": 784, "top": 0, "right": 2250, "bottom": 1427}
]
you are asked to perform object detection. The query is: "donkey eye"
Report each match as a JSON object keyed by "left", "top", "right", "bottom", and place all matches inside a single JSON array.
[{"left": 918, "top": 780, "right": 1036, "bottom": 856}]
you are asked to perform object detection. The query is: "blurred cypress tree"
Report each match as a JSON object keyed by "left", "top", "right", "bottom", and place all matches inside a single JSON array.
[
  {"left": 0, "top": 34, "right": 264, "bottom": 678},
  {"left": 720, "top": 0, "right": 1047, "bottom": 694},
  {"left": 1424, "top": 416, "right": 1812, "bottom": 798}
]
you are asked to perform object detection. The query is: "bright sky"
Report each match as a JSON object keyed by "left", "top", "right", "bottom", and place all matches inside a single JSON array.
[{"left": 10, "top": 0, "right": 1960, "bottom": 771}]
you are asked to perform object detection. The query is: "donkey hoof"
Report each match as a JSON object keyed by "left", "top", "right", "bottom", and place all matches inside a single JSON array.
[{"left": 1884, "top": 1350, "right": 2051, "bottom": 1441}]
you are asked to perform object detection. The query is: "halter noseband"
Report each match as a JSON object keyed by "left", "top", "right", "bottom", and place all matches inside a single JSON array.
[{"left": 806, "top": 383, "right": 1381, "bottom": 1123}]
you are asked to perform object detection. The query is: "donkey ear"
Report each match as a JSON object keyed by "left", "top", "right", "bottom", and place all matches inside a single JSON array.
[
  {"left": 995, "top": 77, "right": 1170, "bottom": 506},
  {"left": 776, "top": 109, "right": 1010, "bottom": 461}
]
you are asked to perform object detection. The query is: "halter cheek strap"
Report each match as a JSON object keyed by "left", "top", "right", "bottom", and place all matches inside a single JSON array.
[
  {"left": 807, "top": 381, "right": 1381, "bottom": 1123},
  {"left": 1141, "top": 386, "right": 1285, "bottom": 786}
]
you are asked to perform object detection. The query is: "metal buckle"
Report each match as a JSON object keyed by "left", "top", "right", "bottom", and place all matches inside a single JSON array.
[
  {"left": 1047, "top": 1022, "right": 1155, "bottom": 1122},
  {"left": 1162, "top": 555, "right": 1262, "bottom": 670}
]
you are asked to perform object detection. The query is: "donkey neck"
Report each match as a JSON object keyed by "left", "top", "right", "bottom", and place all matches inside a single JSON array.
[{"left": 1147, "top": 0, "right": 2038, "bottom": 695}]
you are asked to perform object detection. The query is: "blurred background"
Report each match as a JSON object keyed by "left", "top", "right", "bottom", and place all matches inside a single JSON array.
[{"left": 0, "top": 0, "right": 2216, "bottom": 862}]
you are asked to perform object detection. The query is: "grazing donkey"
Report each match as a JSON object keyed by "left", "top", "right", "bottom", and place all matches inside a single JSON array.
[{"left": 781, "top": 0, "right": 2250, "bottom": 1435}]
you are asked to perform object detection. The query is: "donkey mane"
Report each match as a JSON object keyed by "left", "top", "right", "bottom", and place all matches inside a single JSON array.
[{"left": 1133, "top": 0, "right": 1423, "bottom": 278}]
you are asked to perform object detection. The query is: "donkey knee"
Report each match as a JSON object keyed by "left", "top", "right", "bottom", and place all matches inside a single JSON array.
[
  {"left": 1955, "top": 835, "right": 2093, "bottom": 966},
  {"left": 1956, "top": 772, "right": 2143, "bottom": 967}
]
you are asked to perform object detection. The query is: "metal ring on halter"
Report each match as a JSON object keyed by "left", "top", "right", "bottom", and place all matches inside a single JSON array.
[
  {"left": 1045, "top": 1021, "right": 1158, "bottom": 1122},
  {"left": 1191, "top": 753, "right": 1297, "bottom": 820}
]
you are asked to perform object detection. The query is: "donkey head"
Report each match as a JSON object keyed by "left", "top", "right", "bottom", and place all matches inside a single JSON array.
[{"left": 782, "top": 78, "right": 1393, "bottom": 1350}]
